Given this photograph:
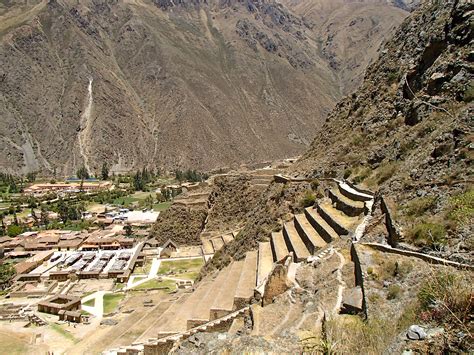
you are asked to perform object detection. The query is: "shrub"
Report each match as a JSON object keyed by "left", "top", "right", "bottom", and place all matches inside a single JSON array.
[
  {"left": 403, "top": 196, "right": 437, "bottom": 217},
  {"left": 408, "top": 222, "right": 446, "bottom": 247},
  {"left": 447, "top": 189, "right": 474, "bottom": 227},
  {"left": 343, "top": 168, "right": 352, "bottom": 179},
  {"left": 301, "top": 191, "right": 316, "bottom": 208},
  {"left": 382, "top": 260, "right": 413, "bottom": 280},
  {"left": 418, "top": 271, "right": 472, "bottom": 328},
  {"left": 463, "top": 82, "right": 474, "bottom": 102},
  {"left": 387, "top": 284, "right": 402, "bottom": 300},
  {"left": 387, "top": 69, "right": 400, "bottom": 84},
  {"left": 310, "top": 179, "right": 320, "bottom": 191}
]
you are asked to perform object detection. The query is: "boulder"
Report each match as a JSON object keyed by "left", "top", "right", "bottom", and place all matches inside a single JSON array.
[{"left": 406, "top": 325, "right": 427, "bottom": 340}]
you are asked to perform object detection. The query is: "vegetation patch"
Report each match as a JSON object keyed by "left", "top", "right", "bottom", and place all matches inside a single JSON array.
[
  {"left": 387, "top": 284, "right": 402, "bottom": 300},
  {"left": 407, "top": 221, "right": 446, "bottom": 248},
  {"left": 133, "top": 279, "right": 176, "bottom": 292},
  {"left": 418, "top": 270, "right": 472, "bottom": 335},
  {"left": 402, "top": 196, "right": 438, "bottom": 217},
  {"left": 158, "top": 258, "right": 204, "bottom": 276},
  {"left": 300, "top": 191, "right": 316, "bottom": 208},
  {"left": 103, "top": 294, "right": 124, "bottom": 314},
  {"left": 82, "top": 298, "right": 95, "bottom": 307},
  {"left": 50, "top": 323, "right": 77, "bottom": 343},
  {"left": 302, "top": 307, "right": 417, "bottom": 354},
  {"left": 446, "top": 189, "right": 473, "bottom": 227}
]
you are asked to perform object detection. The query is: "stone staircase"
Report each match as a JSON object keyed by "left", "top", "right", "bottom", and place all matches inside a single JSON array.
[
  {"left": 201, "top": 232, "right": 236, "bottom": 255},
  {"left": 105, "top": 180, "right": 374, "bottom": 354}
]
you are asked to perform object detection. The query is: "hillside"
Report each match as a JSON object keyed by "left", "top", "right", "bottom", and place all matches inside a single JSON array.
[
  {"left": 0, "top": 0, "right": 411, "bottom": 175},
  {"left": 293, "top": 0, "right": 473, "bottom": 263}
]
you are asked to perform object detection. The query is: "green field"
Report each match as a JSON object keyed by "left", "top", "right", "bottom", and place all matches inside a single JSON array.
[
  {"left": 153, "top": 202, "right": 172, "bottom": 211},
  {"left": 133, "top": 262, "right": 152, "bottom": 275},
  {"left": 82, "top": 298, "right": 95, "bottom": 307},
  {"left": 158, "top": 258, "right": 204, "bottom": 279},
  {"left": 133, "top": 279, "right": 176, "bottom": 292},
  {"left": 50, "top": 323, "right": 77, "bottom": 343},
  {"left": 103, "top": 294, "right": 124, "bottom": 314}
]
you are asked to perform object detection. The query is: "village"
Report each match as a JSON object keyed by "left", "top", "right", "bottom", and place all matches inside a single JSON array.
[
  {"left": 0, "top": 167, "right": 220, "bottom": 353},
  {"left": 0, "top": 161, "right": 294, "bottom": 354}
]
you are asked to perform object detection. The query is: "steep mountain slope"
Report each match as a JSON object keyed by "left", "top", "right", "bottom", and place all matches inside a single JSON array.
[
  {"left": 294, "top": 0, "right": 473, "bottom": 262},
  {"left": 0, "top": 0, "right": 410, "bottom": 175},
  {"left": 280, "top": 0, "right": 413, "bottom": 94}
]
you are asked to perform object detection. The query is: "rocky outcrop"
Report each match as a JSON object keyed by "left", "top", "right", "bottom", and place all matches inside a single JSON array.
[{"left": 294, "top": 1, "right": 473, "bottom": 263}]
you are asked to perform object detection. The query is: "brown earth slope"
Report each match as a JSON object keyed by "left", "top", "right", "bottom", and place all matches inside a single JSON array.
[{"left": 0, "top": 0, "right": 411, "bottom": 175}]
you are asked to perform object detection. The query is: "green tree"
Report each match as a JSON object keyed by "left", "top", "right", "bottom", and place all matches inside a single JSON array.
[
  {"left": 0, "top": 263, "right": 15, "bottom": 287},
  {"left": 76, "top": 165, "right": 90, "bottom": 180},
  {"left": 124, "top": 224, "right": 133, "bottom": 237},
  {"left": 40, "top": 206, "right": 49, "bottom": 226},
  {"left": 57, "top": 198, "right": 69, "bottom": 222},
  {"left": 26, "top": 172, "right": 37, "bottom": 183},
  {"left": 31, "top": 208, "right": 39, "bottom": 227},
  {"left": 7, "top": 224, "right": 22, "bottom": 237},
  {"left": 101, "top": 162, "right": 109, "bottom": 181}
]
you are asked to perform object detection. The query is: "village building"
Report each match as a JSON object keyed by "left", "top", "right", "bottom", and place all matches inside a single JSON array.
[{"left": 37, "top": 295, "right": 81, "bottom": 321}]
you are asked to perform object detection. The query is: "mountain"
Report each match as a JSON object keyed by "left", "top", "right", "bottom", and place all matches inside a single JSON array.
[{"left": 0, "top": 0, "right": 412, "bottom": 175}]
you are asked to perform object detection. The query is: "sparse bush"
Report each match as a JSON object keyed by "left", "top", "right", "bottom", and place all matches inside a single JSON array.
[
  {"left": 447, "top": 189, "right": 474, "bottom": 227},
  {"left": 301, "top": 191, "right": 316, "bottom": 208},
  {"left": 387, "top": 284, "right": 402, "bottom": 300},
  {"left": 463, "top": 82, "right": 474, "bottom": 102},
  {"left": 310, "top": 179, "right": 320, "bottom": 191},
  {"left": 403, "top": 196, "right": 437, "bottom": 217},
  {"left": 368, "top": 293, "right": 382, "bottom": 303},
  {"left": 408, "top": 222, "right": 446, "bottom": 248},
  {"left": 353, "top": 168, "right": 371, "bottom": 184},
  {"left": 387, "top": 69, "right": 400, "bottom": 83},
  {"left": 383, "top": 260, "right": 413, "bottom": 280},
  {"left": 371, "top": 162, "right": 398, "bottom": 185},
  {"left": 418, "top": 271, "right": 472, "bottom": 329},
  {"left": 343, "top": 168, "right": 352, "bottom": 179}
]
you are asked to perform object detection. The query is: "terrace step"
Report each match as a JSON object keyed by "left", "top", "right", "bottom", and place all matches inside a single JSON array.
[
  {"left": 270, "top": 231, "right": 290, "bottom": 263},
  {"left": 294, "top": 214, "right": 327, "bottom": 254},
  {"left": 304, "top": 207, "right": 339, "bottom": 242},
  {"left": 257, "top": 242, "right": 273, "bottom": 286},
  {"left": 234, "top": 251, "right": 258, "bottom": 308},
  {"left": 327, "top": 188, "right": 366, "bottom": 217},
  {"left": 283, "top": 222, "right": 310, "bottom": 262},
  {"left": 186, "top": 265, "right": 231, "bottom": 329},
  {"left": 221, "top": 234, "right": 234, "bottom": 245},
  {"left": 154, "top": 294, "right": 194, "bottom": 338},
  {"left": 158, "top": 281, "right": 213, "bottom": 334},
  {"left": 210, "top": 261, "right": 244, "bottom": 320},
  {"left": 201, "top": 240, "right": 214, "bottom": 255},
  {"left": 211, "top": 237, "right": 224, "bottom": 252},
  {"left": 338, "top": 181, "right": 373, "bottom": 202},
  {"left": 316, "top": 201, "right": 360, "bottom": 236}
]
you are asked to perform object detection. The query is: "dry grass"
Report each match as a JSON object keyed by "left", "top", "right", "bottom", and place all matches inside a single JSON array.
[
  {"left": 302, "top": 307, "right": 417, "bottom": 354},
  {"left": 418, "top": 269, "right": 473, "bottom": 335}
]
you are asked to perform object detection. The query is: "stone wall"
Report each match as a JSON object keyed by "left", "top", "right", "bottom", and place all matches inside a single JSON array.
[
  {"left": 350, "top": 243, "right": 368, "bottom": 319},
  {"left": 380, "top": 195, "right": 401, "bottom": 247},
  {"left": 262, "top": 264, "right": 290, "bottom": 306},
  {"left": 362, "top": 243, "right": 474, "bottom": 270}
]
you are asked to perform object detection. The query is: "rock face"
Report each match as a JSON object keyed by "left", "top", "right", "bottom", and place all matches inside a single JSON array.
[
  {"left": 294, "top": 1, "right": 473, "bottom": 262},
  {"left": 0, "top": 0, "right": 411, "bottom": 175}
]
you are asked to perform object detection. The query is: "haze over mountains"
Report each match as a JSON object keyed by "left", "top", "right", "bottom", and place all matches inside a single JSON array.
[{"left": 0, "top": 0, "right": 414, "bottom": 175}]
